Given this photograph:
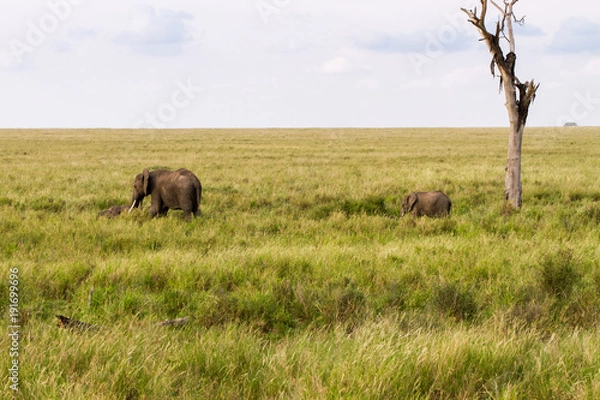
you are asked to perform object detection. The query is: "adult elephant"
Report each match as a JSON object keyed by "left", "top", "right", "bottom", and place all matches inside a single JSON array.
[
  {"left": 401, "top": 191, "right": 452, "bottom": 217},
  {"left": 129, "top": 168, "right": 202, "bottom": 221}
]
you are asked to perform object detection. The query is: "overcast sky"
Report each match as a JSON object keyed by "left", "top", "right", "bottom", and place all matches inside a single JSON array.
[{"left": 1, "top": 0, "right": 599, "bottom": 128}]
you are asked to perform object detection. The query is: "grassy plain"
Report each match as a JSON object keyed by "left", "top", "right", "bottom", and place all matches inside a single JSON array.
[{"left": 1, "top": 127, "right": 600, "bottom": 398}]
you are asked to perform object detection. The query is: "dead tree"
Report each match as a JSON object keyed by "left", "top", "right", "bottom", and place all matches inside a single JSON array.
[{"left": 462, "top": 0, "right": 539, "bottom": 208}]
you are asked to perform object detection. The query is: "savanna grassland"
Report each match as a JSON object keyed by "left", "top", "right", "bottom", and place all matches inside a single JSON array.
[{"left": 1, "top": 127, "right": 600, "bottom": 399}]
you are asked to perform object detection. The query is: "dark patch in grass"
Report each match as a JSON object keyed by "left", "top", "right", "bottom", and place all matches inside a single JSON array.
[
  {"left": 247, "top": 194, "right": 395, "bottom": 219},
  {"left": 101, "top": 236, "right": 136, "bottom": 254},
  {"left": 373, "top": 281, "right": 408, "bottom": 313},
  {"left": 531, "top": 189, "right": 562, "bottom": 204},
  {"left": 248, "top": 198, "right": 273, "bottom": 210},
  {"left": 509, "top": 286, "right": 550, "bottom": 329},
  {"left": 433, "top": 282, "right": 477, "bottom": 322},
  {"left": 95, "top": 198, "right": 131, "bottom": 211},
  {"left": 499, "top": 201, "right": 519, "bottom": 216},
  {"left": 582, "top": 203, "right": 600, "bottom": 223},
  {"left": 309, "top": 195, "right": 395, "bottom": 220},
  {"left": 568, "top": 192, "right": 585, "bottom": 202},
  {"left": 196, "top": 273, "right": 368, "bottom": 334},
  {"left": 339, "top": 196, "right": 387, "bottom": 217},
  {"left": 31, "top": 196, "right": 66, "bottom": 213},
  {"left": 318, "top": 278, "right": 367, "bottom": 327},
  {"left": 120, "top": 291, "right": 144, "bottom": 316},
  {"left": 1, "top": 241, "right": 18, "bottom": 258},
  {"left": 415, "top": 218, "right": 457, "bottom": 236},
  {"left": 38, "top": 263, "right": 94, "bottom": 301},
  {"left": 0, "top": 196, "right": 13, "bottom": 207},
  {"left": 539, "top": 249, "right": 580, "bottom": 299},
  {"left": 161, "top": 289, "right": 188, "bottom": 318},
  {"left": 140, "top": 271, "right": 169, "bottom": 292},
  {"left": 566, "top": 190, "right": 600, "bottom": 202}
]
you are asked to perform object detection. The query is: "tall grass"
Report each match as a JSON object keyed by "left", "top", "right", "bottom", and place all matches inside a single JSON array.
[{"left": 1, "top": 127, "right": 600, "bottom": 398}]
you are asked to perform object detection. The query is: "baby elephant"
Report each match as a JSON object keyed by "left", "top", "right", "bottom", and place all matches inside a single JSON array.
[
  {"left": 401, "top": 191, "right": 452, "bottom": 217},
  {"left": 98, "top": 205, "right": 129, "bottom": 218}
]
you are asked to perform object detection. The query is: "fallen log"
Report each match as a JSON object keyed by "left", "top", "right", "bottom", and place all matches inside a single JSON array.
[
  {"left": 55, "top": 315, "right": 191, "bottom": 330},
  {"left": 157, "top": 316, "right": 190, "bottom": 327},
  {"left": 55, "top": 315, "right": 99, "bottom": 331}
]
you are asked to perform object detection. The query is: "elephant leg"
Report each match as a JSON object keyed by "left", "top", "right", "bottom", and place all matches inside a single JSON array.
[{"left": 149, "top": 198, "right": 163, "bottom": 218}]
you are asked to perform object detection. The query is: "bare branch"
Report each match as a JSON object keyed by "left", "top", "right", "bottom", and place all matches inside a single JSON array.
[
  {"left": 514, "top": 15, "right": 526, "bottom": 25},
  {"left": 504, "top": 1, "right": 516, "bottom": 53},
  {"left": 490, "top": 0, "right": 504, "bottom": 14},
  {"left": 461, "top": 0, "right": 489, "bottom": 31},
  {"left": 462, "top": 2, "right": 506, "bottom": 80}
]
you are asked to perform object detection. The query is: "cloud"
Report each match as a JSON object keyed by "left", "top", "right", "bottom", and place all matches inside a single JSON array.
[
  {"left": 548, "top": 17, "right": 600, "bottom": 54},
  {"left": 582, "top": 57, "right": 600, "bottom": 76},
  {"left": 115, "top": 4, "right": 195, "bottom": 56},
  {"left": 355, "top": 32, "right": 425, "bottom": 53},
  {"left": 51, "top": 40, "right": 72, "bottom": 53},
  {"left": 321, "top": 57, "right": 350, "bottom": 74},
  {"left": 269, "top": 36, "right": 315, "bottom": 54},
  {"left": 354, "top": 77, "right": 381, "bottom": 90},
  {"left": 0, "top": 50, "right": 18, "bottom": 70},
  {"left": 68, "top": 27, "right": 99, "bottom": 41},
  {"left": 355, "top": 29, "right": 473, "bottom": 54},
  {"left": 320, "top": 56, "right": 373, "bottom": 75},
  {"left": 514, "top": 22, "right": 545, "bottom": 37}
]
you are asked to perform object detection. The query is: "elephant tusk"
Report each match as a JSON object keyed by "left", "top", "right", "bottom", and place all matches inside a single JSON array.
[{"left": 128, "top": 200, "right": 137, "bottom": 213}]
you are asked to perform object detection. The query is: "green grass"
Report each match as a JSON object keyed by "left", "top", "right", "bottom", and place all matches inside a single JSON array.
[{"left": 1, "top": 127, "right": 600, "bottom": 398}]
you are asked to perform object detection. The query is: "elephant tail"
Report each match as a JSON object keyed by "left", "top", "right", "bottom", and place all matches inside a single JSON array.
[{"left": 195, "top": 182, "right": 202, "bottom": 215}]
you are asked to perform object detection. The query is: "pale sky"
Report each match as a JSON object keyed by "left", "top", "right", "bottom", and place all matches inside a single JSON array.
[{"left": 0, "top": 0, "right": 599, "bottom": 128}]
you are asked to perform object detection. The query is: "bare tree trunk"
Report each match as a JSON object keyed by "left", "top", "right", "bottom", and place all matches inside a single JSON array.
[
  {"left": 462, "top": 0, "right": 539, "bottom": 208},
  {"left": 502, "top": 56, "right": 523, "bottom": 207},
  {"left": 505, "top": 122, "right": 523, "bottom": 207},
  {"left": 499, "top": 1, "right": 522, "bottom": 208}
]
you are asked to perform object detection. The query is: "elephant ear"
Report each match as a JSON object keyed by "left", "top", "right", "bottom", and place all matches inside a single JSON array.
[
  {"left": 408, "top": 193, "right": 418, "bottom": 211},
  {"left": 143, "top": 169, "right": 150, "bottom": 196}
]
